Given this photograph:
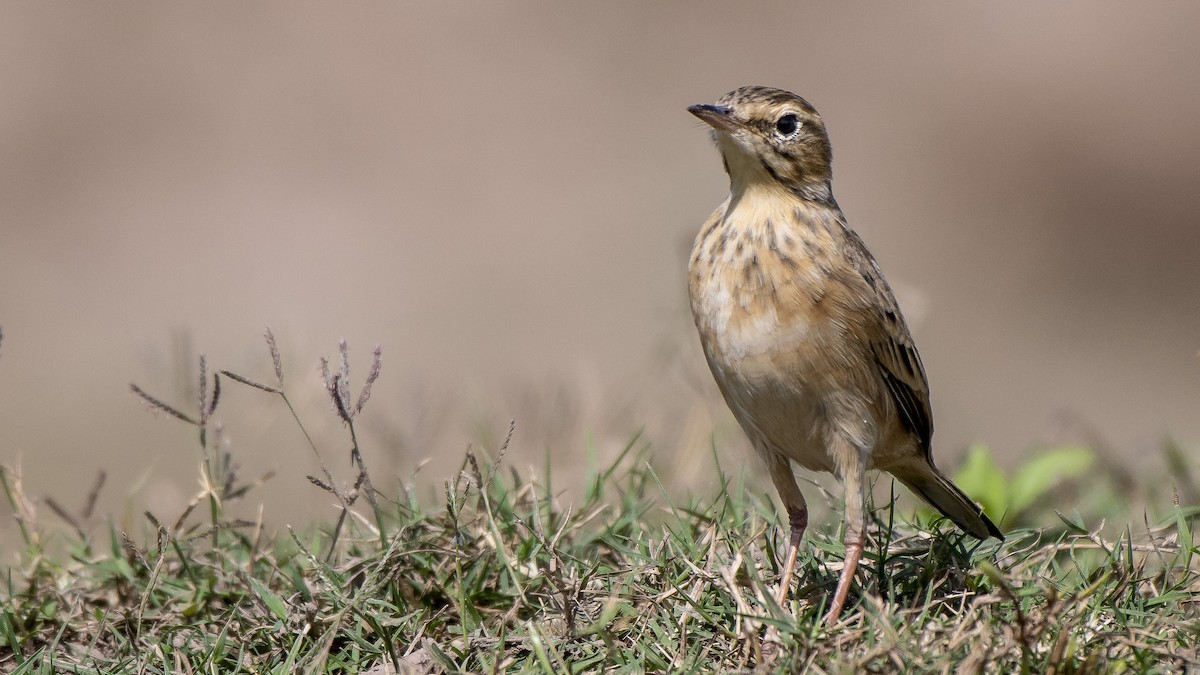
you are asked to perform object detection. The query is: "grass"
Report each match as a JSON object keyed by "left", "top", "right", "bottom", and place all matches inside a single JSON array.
[{"left": 1, "top": 331, "right": 1198, "bottom": 673}]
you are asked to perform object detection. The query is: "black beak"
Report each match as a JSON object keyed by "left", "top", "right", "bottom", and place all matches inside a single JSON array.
[{"left": 688, "top": 104, "right": 742, "bottom": 133}]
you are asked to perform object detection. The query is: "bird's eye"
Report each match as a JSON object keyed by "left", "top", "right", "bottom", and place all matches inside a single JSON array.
[{"left": 775, "top": 113, "right": 800, "bottom": 137}]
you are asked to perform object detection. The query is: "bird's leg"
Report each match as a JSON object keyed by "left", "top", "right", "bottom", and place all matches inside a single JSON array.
[
  {"left": 777, "top": 503, "right": 808, "bottom": 608},
  {"left": 765, "top": 452, "right": 808, "bottom": 608},
  {"left": 827, "top": 446, "right": 867, "bottom": 624}
]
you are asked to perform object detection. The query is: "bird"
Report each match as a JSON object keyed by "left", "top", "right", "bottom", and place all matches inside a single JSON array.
[{"left": 686, "top": 86, "right": 1002, "bottom": 623}]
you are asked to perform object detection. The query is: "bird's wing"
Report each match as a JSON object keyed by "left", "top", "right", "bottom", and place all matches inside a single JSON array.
[
  {"left": 838, "top": 221, "right": 935, "bottom": 454},
  {"left": 872, "top": 335, "right": 933, "bottom": 453}
]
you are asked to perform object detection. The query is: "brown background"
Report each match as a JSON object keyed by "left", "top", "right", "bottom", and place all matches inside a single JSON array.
[{"left": 1, "top": 3, "right": 1198, "bottom": 535}]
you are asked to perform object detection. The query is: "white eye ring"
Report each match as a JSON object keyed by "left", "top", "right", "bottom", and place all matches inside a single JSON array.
[{"left": 775, "top": 112, "right": 801, "bottom": 139}]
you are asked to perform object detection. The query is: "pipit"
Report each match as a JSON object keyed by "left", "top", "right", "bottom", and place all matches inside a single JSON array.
[{"left": 687, "top": 86, "right": 1002, "bottom": 623}]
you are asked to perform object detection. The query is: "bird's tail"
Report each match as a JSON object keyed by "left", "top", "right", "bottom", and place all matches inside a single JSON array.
[{"left": 892, "top": 463, "right": 1003, "bottom": 540}]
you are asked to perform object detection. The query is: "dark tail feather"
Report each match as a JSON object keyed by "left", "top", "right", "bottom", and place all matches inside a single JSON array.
[{"left": 894, "top": 464, "right": 1003, "bottom": 540}]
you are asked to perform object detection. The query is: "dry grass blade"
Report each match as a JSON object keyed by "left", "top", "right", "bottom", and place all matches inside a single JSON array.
[
  {"left": 329, "top": 373, "right": 353, "bottom": 425},
  {"left": 130, "top": 383, "right": 197, "bottom": 424},
  {"left": 44, "top": 497, "right": 86, "bottom": 540},
  {"left": 81, "top": 470, "right": 106, "bottom": 520},
  {"left": 198, "top": 355, "right": 208, "bottom": 425},
  {"left": 354, "top": 344, "right": 382, "bottom": 415},
  {"left": 220, "top": 369, "right": 280, "bottom": 393},
  {"left": 206, "top": 372, "right": 221, "bottom": 420},
  {"left": 265, "top": 326, "right": 283, "bottom": 386}
]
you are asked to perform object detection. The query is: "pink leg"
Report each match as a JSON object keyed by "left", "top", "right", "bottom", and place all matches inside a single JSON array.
[
  {"left": 765, "top": 452, "right": 808, "bottom": 607},
  {"left": 826, "top": 446, "right": 867, "bottom": 624},
  {"left": 825, "top": 530, "right": 863, "bottom": 622}
]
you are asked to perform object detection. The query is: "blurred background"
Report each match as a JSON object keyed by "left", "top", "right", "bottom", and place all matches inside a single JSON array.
[{"left": 1, "top": 3, "right": 1198, "bottom": 538}]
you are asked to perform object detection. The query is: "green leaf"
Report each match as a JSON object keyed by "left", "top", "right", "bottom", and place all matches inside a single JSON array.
[
  {"left": 1055, "top": 510, "right": 1089, "bottom": 535},
  {"left": 1176, "top": 503, "right": 1194, "bottom": 569},
  {"left": 1008, "top": 445, "right": 1095, "bottom": 516},
  {"left": 954, "top": 444, "right": 1008, "bottom": 518},
  {"left": 250, "top": 578, "right": 288, "bottom": 622}
]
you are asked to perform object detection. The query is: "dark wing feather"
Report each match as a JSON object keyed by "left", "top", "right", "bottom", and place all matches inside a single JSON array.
[
  {"left": 873, "top": 340, "right": 933, "bottom": 453},
  {"left": 834, "top": 215, "right": 935, "bottom": 455}
]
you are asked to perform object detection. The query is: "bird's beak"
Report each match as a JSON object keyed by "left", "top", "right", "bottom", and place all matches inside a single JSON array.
[{"left": 688, "top": 103, "right": 742, "bottom": 133}]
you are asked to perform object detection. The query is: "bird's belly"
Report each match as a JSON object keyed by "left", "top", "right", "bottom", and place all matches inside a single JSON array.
[
  {"left": 691, "top": 272, "right": 826, "bottom": 383},
  {"left": 719, "top": 370, "right": 838, "bottom": 472},
  {"left": 693, "top": 287, "right": 841, "bottom": 471},
  {"left": 691, "top": 268, "right": 887, "bottom": 473}
]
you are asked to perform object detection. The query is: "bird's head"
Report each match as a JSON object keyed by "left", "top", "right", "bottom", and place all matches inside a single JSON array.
[{"left": 689, "top": 86, "right": 833, "bottom": 202}]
